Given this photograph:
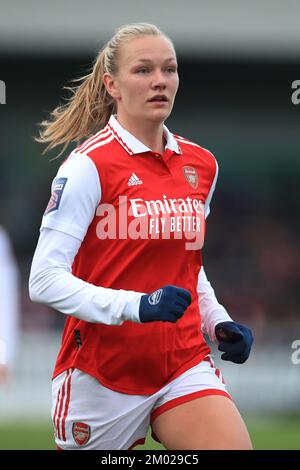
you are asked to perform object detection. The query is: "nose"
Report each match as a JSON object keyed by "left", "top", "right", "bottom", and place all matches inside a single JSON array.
[{"left": 152, "top": 70, "right": 167, "bottom": 90}]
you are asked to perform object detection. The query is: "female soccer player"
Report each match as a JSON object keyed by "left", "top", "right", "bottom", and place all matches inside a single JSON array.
[{"left": 29, "top": 23, "right": 254, "bottom": 450}]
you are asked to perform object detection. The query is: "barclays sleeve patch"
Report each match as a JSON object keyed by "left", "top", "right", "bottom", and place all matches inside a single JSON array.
[{"left": 44, "top": 177, "right": 68, "bottom": 215}]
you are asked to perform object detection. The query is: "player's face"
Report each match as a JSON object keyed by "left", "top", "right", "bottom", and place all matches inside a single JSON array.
[{"left": 108, "top": 35, "right": 179, "bottom": 126}]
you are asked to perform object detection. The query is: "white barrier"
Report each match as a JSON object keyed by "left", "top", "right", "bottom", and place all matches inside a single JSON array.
[{"left": 0, "top": 331, "right": 299, "bottom": 421}]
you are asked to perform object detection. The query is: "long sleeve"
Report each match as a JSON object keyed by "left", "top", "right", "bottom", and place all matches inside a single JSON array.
[
  {"left": 198, "top": 266, "right": 233, "bottom": 344},
  {"left": 29, "top": 150, "right": 144, "bottom": 325},
  {"left": 29, "top": 227, "right": 143, "bottom": 324}
]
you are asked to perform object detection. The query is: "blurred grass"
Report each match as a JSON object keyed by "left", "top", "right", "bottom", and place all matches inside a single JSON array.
[{"left": 0, "top": 416, "right": 299, "bottom": 450}]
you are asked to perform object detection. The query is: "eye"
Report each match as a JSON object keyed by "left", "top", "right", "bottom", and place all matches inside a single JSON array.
[
  {"left": 166, "top": 66, "right": 177, "bottom": 73},
  {"left": 136, "top": 67, "right": 151, "bottom": 74}
]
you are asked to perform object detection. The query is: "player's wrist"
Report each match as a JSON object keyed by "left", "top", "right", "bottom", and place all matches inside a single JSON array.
[
  {"left": 123, "top": 292, "right": 145, "bottom": 323},
  {"left": 206, "top": 309, "right": 233, "bottom": 344}
]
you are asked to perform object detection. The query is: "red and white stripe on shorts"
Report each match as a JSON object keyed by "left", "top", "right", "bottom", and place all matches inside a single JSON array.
[
  {"left": 53, "top": 368, "right": 74, "bottom": 442},
  {"left": 203, "top": 355, "right": 226, "bottom": 384}
]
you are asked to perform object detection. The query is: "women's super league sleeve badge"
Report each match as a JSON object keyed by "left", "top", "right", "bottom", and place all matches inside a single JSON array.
[
  {"left": 44, "top": 177, "right": 68, "bottom": 215},
  {"left": 72, "top": 421, "right": 91, "bottom": 446},
  {"left": 182, "top": 166, "right": 199, "bottom": 189}
]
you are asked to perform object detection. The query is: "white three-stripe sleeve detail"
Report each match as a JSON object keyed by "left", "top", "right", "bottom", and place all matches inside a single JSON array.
[
  {"left": 197, "top": 266, "right": 233, "bottom": 344},
  {"left": 29, "top": 228, "right": 144, "bottom": 325}
]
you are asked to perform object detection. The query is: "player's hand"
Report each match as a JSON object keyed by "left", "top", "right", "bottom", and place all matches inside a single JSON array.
[
  {"left": 139, "top": 285, "right": 192, "bottom": 323},
  {"left": 215, "top": 321, "right": 254, "bottom": 364}
]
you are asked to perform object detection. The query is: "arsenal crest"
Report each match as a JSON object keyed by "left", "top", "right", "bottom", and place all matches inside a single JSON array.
[
  {"left": 183, "top": 166, "right": 198, "bottom": 189},
  {"left": 72, "top": 421, "right": 91, "bottom": 446}
]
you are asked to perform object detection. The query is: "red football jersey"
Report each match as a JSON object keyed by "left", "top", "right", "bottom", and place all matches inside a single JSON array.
[{"left": 53, "top": 116, "right": 218, "bottom": 394}]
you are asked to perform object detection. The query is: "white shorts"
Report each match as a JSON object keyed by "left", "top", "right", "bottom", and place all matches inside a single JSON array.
[{"left": 52, "top": 355, "right": 231, "bottom": 450}]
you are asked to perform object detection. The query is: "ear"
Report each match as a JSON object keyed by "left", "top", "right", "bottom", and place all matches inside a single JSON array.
[{"left": 103, "top": 73, "right": 121, "bottom": 101}]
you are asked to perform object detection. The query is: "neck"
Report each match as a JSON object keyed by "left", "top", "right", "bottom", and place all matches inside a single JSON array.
[{"left": 116, "top": 114, "right": 165, "bottom": 154}]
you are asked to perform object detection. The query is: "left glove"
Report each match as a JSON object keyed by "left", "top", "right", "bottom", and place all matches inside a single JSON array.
[{"left": 215, "top": 321, "right": 254, "bottom": 364}]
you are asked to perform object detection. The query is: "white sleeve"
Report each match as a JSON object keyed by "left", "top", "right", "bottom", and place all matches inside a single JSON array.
[
  {"left": 41, "top": 151, "right": 101, "bottom": 241},
  {"left": 204, "top": 159, "right": 218, "bottom": 219},
  {"left": 30, "top": 151, "right": 145, "bottom": 327},
  {"left": 0, "top": 228, "right": 20, "bottom": 367},
  {"left": 197, "top": 266, "right": 233, "bottom": 344},
  {"left": 29, "top": 228, "right": 143, "bottom": 325}
]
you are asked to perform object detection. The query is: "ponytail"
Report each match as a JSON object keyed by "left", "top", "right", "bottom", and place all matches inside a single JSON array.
[{"left": 35, "top": 49, "right": 115, "bottom": 157}]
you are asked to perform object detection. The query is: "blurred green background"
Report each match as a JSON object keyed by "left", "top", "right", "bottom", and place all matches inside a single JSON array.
[{"left": 1, "top": 416, "right": 300, "bottom": 450}]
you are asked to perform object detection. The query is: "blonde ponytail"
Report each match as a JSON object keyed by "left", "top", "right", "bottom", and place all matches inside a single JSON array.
[
  {"left": 35, "top": 50, "right": 115, "bottom": 157},
  {"left": 35, "top": 23, "right": 173, "bottom": 157}
]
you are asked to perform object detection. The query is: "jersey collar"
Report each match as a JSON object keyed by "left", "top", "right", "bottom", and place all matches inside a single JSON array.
[{"left": 107, "top": 115, "right": 182, "bottom": 156}]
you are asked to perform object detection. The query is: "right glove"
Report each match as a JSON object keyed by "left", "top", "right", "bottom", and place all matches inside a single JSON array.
[{"left": 139, "top": 285, "right": 192, "bottom": 323}]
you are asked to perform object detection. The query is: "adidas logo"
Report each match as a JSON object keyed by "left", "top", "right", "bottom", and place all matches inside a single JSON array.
[{"left": 128, "top": 173, "right": 143, "bottom": 186}]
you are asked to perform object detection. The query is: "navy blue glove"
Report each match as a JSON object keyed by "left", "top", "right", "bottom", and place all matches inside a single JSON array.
[
  {"left": 139, "top": 285, "right": 192, "bottom": 323},
  {"left": 215, "top": 321, "right": 254, "bottom": 364}
]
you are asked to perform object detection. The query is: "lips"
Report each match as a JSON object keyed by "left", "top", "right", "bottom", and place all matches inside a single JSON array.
[{"left": 148, "top": 95, "right": 168, "bottom": 102}]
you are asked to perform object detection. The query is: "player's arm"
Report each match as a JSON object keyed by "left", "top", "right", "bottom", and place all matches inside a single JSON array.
[
  {"left": 198, "top": 266, "right": 233, "bottom": 343},
  {"left": 29, "top": 152, "right": 190, "bottom": 325},
  {"left": 198, "top": 267, "right": 253, "bottom": 363},
  {"left": 29, "top": 152, "right": 145, "bottom": 325},
  {"left": 29, "top": 227, "right": 146, "bottom": 325}
]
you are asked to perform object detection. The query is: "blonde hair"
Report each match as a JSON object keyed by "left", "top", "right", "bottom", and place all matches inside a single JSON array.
[{"left": 35, "top": 23, "right": 174, "bottom": 157}]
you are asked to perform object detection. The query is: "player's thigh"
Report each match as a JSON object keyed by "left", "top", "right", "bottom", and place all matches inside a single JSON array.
[{"left": 152, "top": 394, "right": 252, "bottom": 450}]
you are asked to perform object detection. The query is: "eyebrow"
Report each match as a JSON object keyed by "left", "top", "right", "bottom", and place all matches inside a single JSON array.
[{"left": 134, "top": 58, "right": 177, "bottom": 64}]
